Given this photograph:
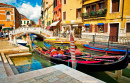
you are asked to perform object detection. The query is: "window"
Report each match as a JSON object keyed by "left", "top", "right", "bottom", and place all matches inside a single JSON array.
[
  {"left": 59, "top": 0, "right": 61, "bottom": 4},
  {"left": 76, "top": 8, "right": 81, "bottom": 18},
  {"left": 92, "top": 5, "right": 96, "bottom": 11},
  {"left": 99, "top": 3, "right": 104, "bottom": 9},
  {"left": 6, "top": 12, "right": 11, "bottom": 21},
  {"left": 86, "top": 26, "right": 90, "bottom": 32},
  {"left": 59, "top": 9, "right": 61, "bottom": 18},
  {"left": 24, "top": 21, "right": 26, "bottom": 24},
  {"left": 112, "top": 0, "right": 120, "bottom": 12},
  {"left": 126, "top": 23, "right": 130, "bottom": 32},
  {"left": 64, "top": 0, "right": 66, "bottom": 4},
  {"left": 63, "top": 11, "right": 66, "bottom": 20},
  {"left": 27, "top": 21, "right": 29, "bottom": 24},
  {"left": 86, "top": 6, "right": 90, "bottom": 13},
  {"left": 98, "top": 25, "right": 104, "bottom": 32}
]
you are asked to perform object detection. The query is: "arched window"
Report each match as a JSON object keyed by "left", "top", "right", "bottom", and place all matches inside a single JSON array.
[{"left": 6, "top": 11, "right": 11, "bottom": 21}]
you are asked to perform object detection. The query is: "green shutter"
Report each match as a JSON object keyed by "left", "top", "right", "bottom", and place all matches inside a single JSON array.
[
  {"left": 27, "top": 21, "right": 29, "bottom": 24},
  {"left": 49, "top": 21, "right": 51, "bottom": 25},
  {"left": 24, "top": 21, "right": 25, "bottom": 24},
  {"left": 21, "top": 21, "right": 22, "bottom": 24},
  {"left": 52, "top": 20, "right": 53, "bottom": 23},
  {"left": 42, "top": 21, "right": 44, "bottom": 24}
]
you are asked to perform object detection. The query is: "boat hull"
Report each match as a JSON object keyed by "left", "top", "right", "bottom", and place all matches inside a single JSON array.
[{"left": 83, "top": 45, "right": 125, "bottom": 54}]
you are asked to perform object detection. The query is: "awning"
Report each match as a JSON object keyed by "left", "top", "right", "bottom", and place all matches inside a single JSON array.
[
  {"left": 46, "top": 26, "right": 52, "bottom": 29},
  {"left": 85, "top": 24, "right": 90, "bottom": 26},
  {"left": 2, "top": 27, "right": 13, "bottom": 31},
  {"left": 72, "top": 25, "right": 78, "bottom": 27},
  {"left": 98, "top": 23, "right": 104, "bottom": 25},
  {"left": 50, "top": 20, "right": 60, "bottom": 26}
]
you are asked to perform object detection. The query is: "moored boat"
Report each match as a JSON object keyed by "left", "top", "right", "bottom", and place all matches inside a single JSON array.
[
  {"left": 33, "top": 44, "right": 129, "bottom": 72},
  {"left": 16, "top": 39, "right": 27, "bottom": 46},
  {"left": 83, "top": 44, "right": 130, "bottom": 54}
]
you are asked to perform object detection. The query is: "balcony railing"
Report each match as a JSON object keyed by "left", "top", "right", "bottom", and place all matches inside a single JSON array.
[{"left": 82, "top": 8, "right": 107, "bottom": 19}]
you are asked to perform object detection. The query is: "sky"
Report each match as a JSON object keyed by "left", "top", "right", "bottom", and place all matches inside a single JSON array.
[{"left": 0, "top": 0, "right": 42, "bottom": 24}]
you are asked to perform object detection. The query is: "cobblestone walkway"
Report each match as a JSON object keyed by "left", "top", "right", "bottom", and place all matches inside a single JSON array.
[{"left": 19, "top": 70, "right": 81, "bottom": 83}]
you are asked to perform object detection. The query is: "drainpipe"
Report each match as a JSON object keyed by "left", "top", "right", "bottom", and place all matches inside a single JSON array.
[
  {"left": 14, "top": 8, "right": 15, "bottom": 29},
  {"left": 121, "top": 0, "right": 124, "bottom": 21}
]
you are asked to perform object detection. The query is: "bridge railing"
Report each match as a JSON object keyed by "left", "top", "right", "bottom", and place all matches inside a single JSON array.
[{"left": 10, "top": 27, "right": 53, "bottom": 38}]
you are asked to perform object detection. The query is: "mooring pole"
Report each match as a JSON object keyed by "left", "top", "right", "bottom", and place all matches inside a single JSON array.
[{"left": 70, "top": 24, "right": 76, "bottom": 68}]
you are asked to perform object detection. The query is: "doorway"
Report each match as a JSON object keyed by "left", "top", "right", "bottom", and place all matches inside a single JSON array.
[{"left": 109, "top": 23, "right": 119, "bottom": 42}]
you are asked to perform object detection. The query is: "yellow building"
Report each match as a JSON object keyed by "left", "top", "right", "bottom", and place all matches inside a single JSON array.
[
  {"left": 82, "top": 0, "right": 130, "bottom": 42},
  {"left": 0, "top": 3, "right": 21, "bottom": 32},
  {"left": 41, "top": 0, "right": 53, "bottom": 28},
  {"left": 62, "top": 0, "right": 83, "bottom": 37}
]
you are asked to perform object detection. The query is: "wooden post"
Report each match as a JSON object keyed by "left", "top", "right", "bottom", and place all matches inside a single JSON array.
[
  {"left": 115, "top": 70, "right": 122, "bottom": 82},
  {"left": 70, "top": 24, "right": 76, "bottom": 68}
]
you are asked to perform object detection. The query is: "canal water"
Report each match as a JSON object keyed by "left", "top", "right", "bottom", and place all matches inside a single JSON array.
[{"left": 11, "top": 52, "right": 53, "bottom": 73}]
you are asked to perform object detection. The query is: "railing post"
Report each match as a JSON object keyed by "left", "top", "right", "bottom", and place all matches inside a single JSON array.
[{"left": 93, "top": 35, "right": 95, "bottom": 46}]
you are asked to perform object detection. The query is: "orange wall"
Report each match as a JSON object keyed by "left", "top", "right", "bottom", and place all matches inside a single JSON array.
[{"left": 0, "top": 7, "right": 21, "bottom": 29}]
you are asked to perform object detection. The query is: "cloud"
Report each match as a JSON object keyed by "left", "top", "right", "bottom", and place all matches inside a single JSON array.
[
  {"left": 0, "top": 0, "right": 16, "bottom": 4},
  {"left": 17, "top": 3, "right": 41, "bottom": 24}
]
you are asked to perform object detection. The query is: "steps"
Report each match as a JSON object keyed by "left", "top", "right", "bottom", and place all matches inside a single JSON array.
[
  {"left": 0, "top": 55, "right": 7, "bottom": 79},
  {"left": 1, "top": 52, "right": 14, "bottom": 76},
  {"left": 8, "top": 52, "right": 32, "bottom": 57}
]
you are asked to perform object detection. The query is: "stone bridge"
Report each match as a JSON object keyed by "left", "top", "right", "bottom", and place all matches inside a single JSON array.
[{"left": 9, "top": 27, "right": 53, "bottom": 44}]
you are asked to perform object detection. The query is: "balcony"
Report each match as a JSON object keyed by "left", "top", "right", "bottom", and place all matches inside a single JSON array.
[{"left": 82, "top": 8, "right": 107, "bottom": 19}]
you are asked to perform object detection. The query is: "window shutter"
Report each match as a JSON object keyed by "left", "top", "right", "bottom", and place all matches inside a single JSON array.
[
  {"left": 90, "top": 24, "right": 92, "bottom": 32},
  {"left": 96, "top": 3, "right": 99, "bottom": 11},
  {"left": 104, "top": 23, "right": 108, "bottom": 33},
  {"left": 76, "top": 9, "right": 78, "bottom": 18},
  {"left": 112, "top": 0, "right": 115, "bottom": 12},
  {"left": 115, "top": 0, "right": 119, "bottom": 12},
  {"left": 95, "top": 24, "right": 98, "bottom": 32},
  {"left": 104, "top": 0, "right": 108, "bottom": 8},
  {"left": 64, "top": 0, "right": 66, "bottom": 4}
]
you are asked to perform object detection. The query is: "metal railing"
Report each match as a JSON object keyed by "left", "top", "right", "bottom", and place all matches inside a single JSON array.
[
  {"left": 81, "top": 8, "right": 107, "bottom": 19},
  {"left": 9, "top": 27, "right": 53, "bottom": 38}
]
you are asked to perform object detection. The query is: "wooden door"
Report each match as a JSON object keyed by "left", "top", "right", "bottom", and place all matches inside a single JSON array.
[{"left": 109, "top": 24, "right": 119, "bottom": 42}]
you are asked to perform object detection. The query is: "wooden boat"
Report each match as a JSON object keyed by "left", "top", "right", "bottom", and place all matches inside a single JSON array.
[
  {"left": 44, "top": 39, "right": 75, "bottom": 44},
  {"left": 33, "top": 44, "right": 129, "bottom": 72},
  {"left": 83, "top": 44, "right": 130, "bottom": 54}
]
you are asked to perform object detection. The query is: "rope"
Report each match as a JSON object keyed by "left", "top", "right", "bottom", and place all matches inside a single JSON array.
[
  {"left": 74, "top": 61, "right": 78, "bottom": 69},
  {"left": 68, "top": 60, "right": 71, "bottom": 67}
]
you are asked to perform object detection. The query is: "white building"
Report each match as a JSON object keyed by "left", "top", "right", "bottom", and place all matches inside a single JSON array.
[{"left": 21, "top": 18, "right": 31, "bottom": 27}]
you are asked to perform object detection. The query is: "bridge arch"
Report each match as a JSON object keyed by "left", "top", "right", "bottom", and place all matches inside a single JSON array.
[{"left": 9, "top": 27, "right": 53, "bottom": 40}]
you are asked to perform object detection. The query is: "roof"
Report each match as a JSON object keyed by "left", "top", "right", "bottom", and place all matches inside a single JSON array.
[
  {"left": 20, "top": 14, "right": 28, "bottom": 19},
  {"left": 21, "top": 18, "right": 30, "bottom": 20},
  {"left": 0, "top": 3, "right": 15, "bottom": 8}
]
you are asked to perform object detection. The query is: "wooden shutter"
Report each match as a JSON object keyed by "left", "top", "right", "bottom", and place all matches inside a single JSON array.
[
  {"left": 63, "top": 12, "right": 66, "bottom": 20},
  {"left": 104, "top": 23, "right": 108, "bottom": 33},
  {"left": 76, "top": 9, "right": 78, "bottom": 18},
  {"left": 104, "top": 0, "right": 108, "bottom": 8},
  {"left": 90, "top": 24, "right": 92, "bottom": 32},
  {"left": 95, "top": 24, "right": 98, "bottom": 32},
  {"left": 112, "top": 0, "right": 116, "bottom": 12},
  {"left": 64, "top": 0, "right": 66, "bottom": 4},
  {"left": 96, "top": 3, "right": 99, "bottom": 11},
  {"left": 115, "top": 0, "right": 119, "bottom": 12}
]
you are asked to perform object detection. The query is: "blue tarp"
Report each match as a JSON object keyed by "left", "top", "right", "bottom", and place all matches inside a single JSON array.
[
  {"left": 85, "top": 24, "right": 90, "bottom": 26},
  {"left": 97, "top": 23, "right": 104, "bottom": 25},
  {"left": 44, "top": 42, "right": 52, "bottom": 49}
]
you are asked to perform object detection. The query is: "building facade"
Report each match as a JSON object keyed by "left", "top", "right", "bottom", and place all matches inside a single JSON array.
[
  {"left": 0, "top": 3, "right": 21, "bottom": 32},
  {"left": 82, "top": 0, "right": 130, "bottom": 42},
  {"left": 41, "top": 0, "right": 53, "bottom": 28},
  {"left": 62, "top": 0, "right": 83, "bottom": 37},
  {"left": 21, "top": 18, "right": 31, "bottom": 27},
  {"left": 52, "top": 0, "right": 62, "bottom": 36}
]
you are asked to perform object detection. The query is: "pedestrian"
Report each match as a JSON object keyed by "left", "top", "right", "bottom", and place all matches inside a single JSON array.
[{"left": 1, "top": 31, "right": 3, "bottom": 41}]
